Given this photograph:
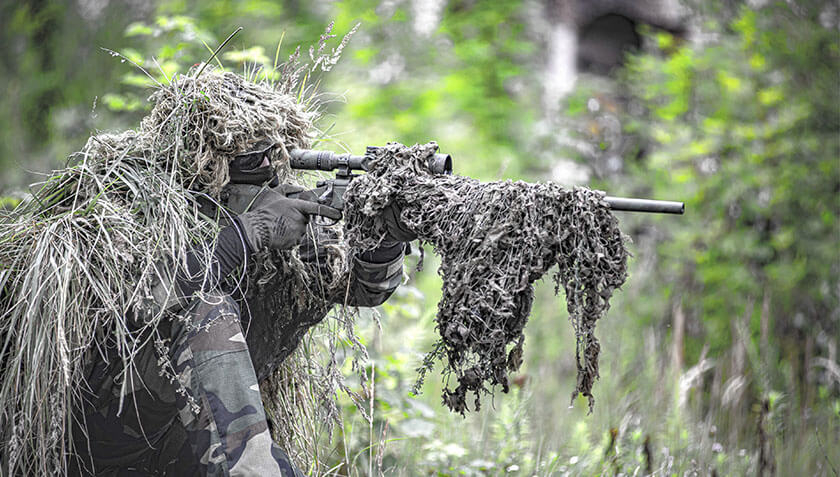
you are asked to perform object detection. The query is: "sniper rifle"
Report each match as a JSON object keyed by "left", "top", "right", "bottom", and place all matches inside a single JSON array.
[{"left": 288, "top": 146, "right": 685, "bottom": 215}]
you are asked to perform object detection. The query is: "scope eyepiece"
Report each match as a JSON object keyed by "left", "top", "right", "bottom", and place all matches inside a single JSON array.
[{"left": 429, "top": 153, "right": 452, "bottom": 175}]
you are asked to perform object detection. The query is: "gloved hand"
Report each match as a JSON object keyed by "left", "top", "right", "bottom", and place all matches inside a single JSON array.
[
  {"left": 354, "top": 202, "right": 413, "bottom": 274},
  {"left": 238, "top": 185, "right": 342, "bottom": 253},
  {"left": 381, "top": 202, "right": 417, "bottom": 243}
]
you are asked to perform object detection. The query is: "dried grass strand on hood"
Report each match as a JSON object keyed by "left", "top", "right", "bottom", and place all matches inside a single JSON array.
[{"left": 0, "top": 68, "right": 326, "bottom": 474}]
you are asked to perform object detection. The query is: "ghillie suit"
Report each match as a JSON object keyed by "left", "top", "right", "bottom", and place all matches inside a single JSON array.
[
  {"left": 344, "top": 142, "right": 629, "bottom": 414},
  {"left": 0, "top": 39, "right": 376, "bottom": 473}
]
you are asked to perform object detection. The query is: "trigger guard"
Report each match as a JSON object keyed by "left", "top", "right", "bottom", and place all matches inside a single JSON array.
[
  {"left": 313, "top": 214, "right": 341, "bottom": 227},
  {"left": 317, "top": 187, "right": 334, "bottom": 206}
]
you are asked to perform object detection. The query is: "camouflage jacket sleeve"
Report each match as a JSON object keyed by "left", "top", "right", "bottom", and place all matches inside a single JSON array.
[
  {"left": 298, "top": 225, "right": 406, "bottom": 307},
  {"left": 345, "top": 242, "right": 406, "bottom": 307}
]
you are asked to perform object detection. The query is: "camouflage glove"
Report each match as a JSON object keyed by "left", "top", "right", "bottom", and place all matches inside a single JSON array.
[
  {"left": 381, "top": 202, "right": 417, "bottom": 242},
  {"left": 238, "top": 185, "right": 342, "bottom": 252}
]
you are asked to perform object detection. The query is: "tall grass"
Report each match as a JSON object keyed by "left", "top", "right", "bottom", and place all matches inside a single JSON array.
[{"left": 319, "top": 269, "right": 840, "bottom": 476}]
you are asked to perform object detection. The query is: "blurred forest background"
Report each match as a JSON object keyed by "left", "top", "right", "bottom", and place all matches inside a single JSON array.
[{"left": 1, "top": 0, "right": 838, "bottom": 475}]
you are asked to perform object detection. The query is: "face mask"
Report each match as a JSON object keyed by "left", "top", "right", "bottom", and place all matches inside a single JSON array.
[
  {"left": 228, "top": 140, "right": 279, "bottom": 185},
  {"left": 196, "top": 141, "right": 281, "bottom": 220}
]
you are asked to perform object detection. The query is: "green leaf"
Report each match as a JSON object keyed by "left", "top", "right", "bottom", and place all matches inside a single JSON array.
[
  {"left": 757, "top": 87, "right": 783, "bottom": 106},
  {"left": 125, "top": 22, "right": 153, "bottom": 37},
  {"left": 222, "top": 46, "right": 271, "bottom": 66}
]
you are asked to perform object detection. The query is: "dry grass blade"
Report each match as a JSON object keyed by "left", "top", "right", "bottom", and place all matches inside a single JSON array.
[{"left": 195, "top": 27, "right": 243, "bottom": 79}]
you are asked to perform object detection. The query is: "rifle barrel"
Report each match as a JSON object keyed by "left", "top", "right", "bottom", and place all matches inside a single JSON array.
[{"left": 604, "top": 196, "right": 685, "bottom": 214}]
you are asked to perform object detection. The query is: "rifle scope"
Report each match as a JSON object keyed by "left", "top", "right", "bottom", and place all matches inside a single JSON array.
[{"left": 289, "top": 148, "right": 452, "bottom": 175}]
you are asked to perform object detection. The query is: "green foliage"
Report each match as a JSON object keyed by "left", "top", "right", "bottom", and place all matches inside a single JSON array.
[
  {"left": 559, "top": 3, "right": 839, "bottom": 475},
  {"left": 0, "top": 1, "right": 141, "bottom": 188},
  {"left": 623, "top": 2, "right": 839, "bottom": 367},
  {"left": 102, "top": 16, "right": 218, "bottom": 112},
  {"left": 326, "top": 0, "right": 539, "bottom": 179},
  {"left": 2, "top": 0, "right": 838, "bottom": 475}
]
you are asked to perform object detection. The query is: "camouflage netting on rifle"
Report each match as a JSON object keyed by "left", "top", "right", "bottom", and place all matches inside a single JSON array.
[
  {"left": 0, "top": 45, "right": 357, "bottom": 473},
  {"left": 343, "top": 142, "right": 629, "bottom": 414}
]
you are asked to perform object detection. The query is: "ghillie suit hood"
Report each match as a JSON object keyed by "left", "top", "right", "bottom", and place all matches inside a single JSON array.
[
  {"left": 0, "top": 66, "right": 350, "bottom": 474},
  {"left": 344, "top": 143, "right": 629, "bottom": 414}
]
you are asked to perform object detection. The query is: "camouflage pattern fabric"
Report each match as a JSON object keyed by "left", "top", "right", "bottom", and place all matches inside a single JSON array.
[
  {"left": 243, "top": 246, "right": 407, "bottom": 381},
  {"left": 70, "top": 292, "right": 303, "bottom": 476},
  {"left": 69, "top": 246, "right": 404, "bottom": 475}
]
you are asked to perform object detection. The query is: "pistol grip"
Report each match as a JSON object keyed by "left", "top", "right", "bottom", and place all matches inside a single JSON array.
[{"left": 288, "top": 185, "right": 342, "bottom": 226}]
